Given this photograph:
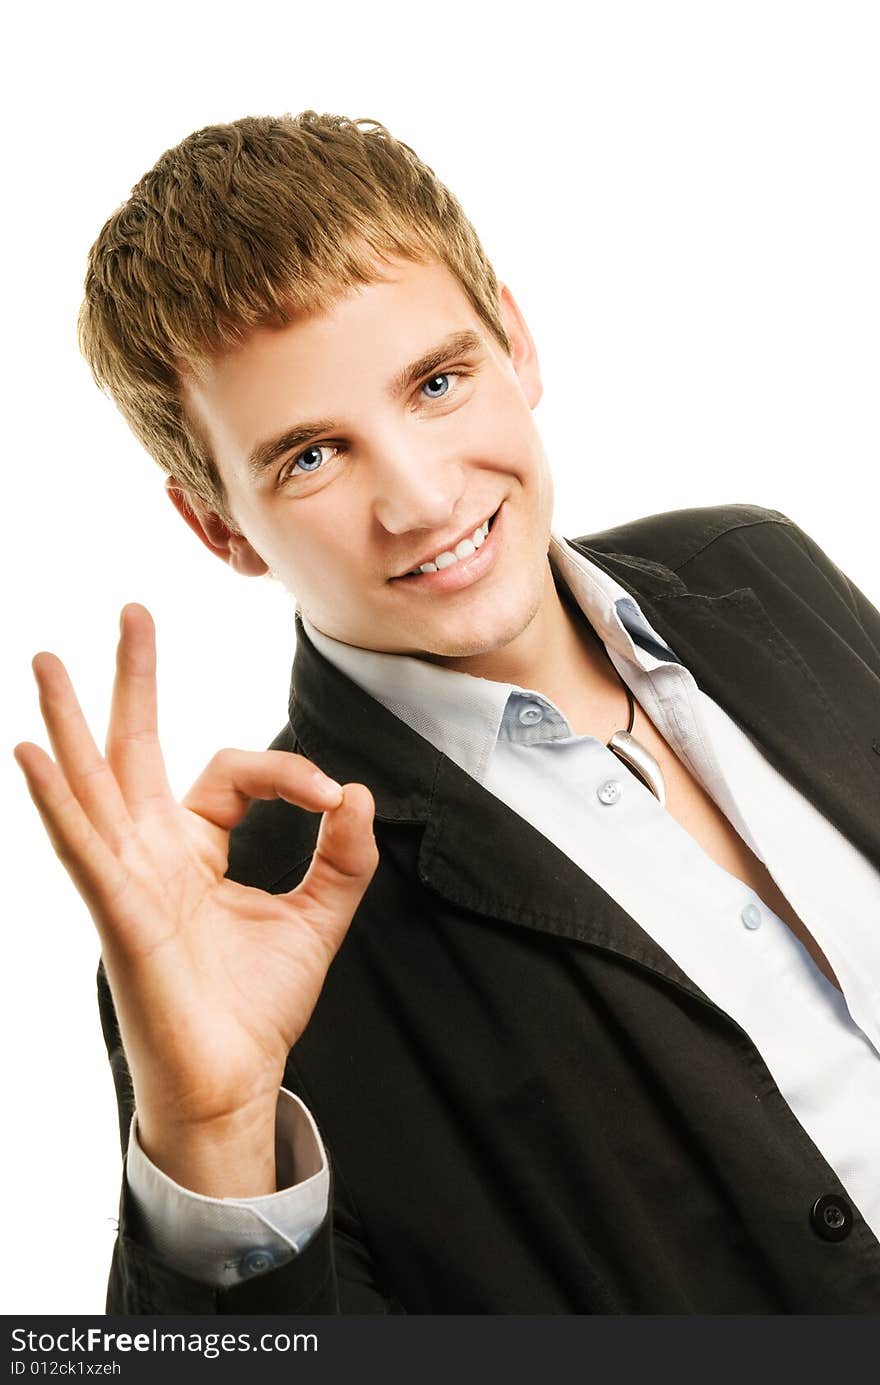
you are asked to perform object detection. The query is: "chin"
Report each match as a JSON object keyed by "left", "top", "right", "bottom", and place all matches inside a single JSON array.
[{"left": 414, "top": 591, "right": 544, "bottom": 663}]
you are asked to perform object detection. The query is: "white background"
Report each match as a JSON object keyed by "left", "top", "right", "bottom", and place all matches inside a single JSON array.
[{"left": 3, "top": 1, "right": 878, "bottom": 1313}]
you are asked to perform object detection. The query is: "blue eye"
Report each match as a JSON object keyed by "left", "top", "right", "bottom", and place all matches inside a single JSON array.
[
  {"left": 422, "top": 373, "right": 452, "bottom": 399},
  {"left": 277, "top": 443, "right": 338, "bottom": 488},
  {"left": 294, "top": 445, "right": 327, "bottom": 472}
]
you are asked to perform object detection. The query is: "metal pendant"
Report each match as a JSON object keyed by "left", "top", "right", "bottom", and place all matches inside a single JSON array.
[
  {"left": 607, "top": 729, "right": 667, "bottom": 807},
  {"left": 577, "top": 611, "right": 668, "bottom": 807}
]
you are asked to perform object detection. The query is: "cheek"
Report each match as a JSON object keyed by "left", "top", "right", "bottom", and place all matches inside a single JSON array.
[
  {"left": 486, "top": 396, "right": 542, "bottom": 464},
  {"left": 287, "top": 520, "right": 368, "bottom": 594}
]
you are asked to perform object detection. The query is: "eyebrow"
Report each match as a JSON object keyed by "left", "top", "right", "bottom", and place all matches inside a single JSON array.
[{"left": 246, "top": 329, "right": 485, "bottom": 482}]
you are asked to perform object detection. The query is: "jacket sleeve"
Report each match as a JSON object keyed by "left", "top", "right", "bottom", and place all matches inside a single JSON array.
[{"left": 98, "top": 962, "right": 404, "bottom": 1314}]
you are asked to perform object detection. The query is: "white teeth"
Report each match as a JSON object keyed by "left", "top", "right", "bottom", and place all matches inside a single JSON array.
[{"left": 407, "top": 513, "right": 494, "bottom": 575}]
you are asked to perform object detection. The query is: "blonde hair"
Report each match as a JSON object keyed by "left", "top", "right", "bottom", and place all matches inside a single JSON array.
[{"left": 78, "top": 111, "right": 511, "bottom": 524}]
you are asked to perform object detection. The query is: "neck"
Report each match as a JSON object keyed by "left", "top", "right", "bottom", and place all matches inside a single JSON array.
[{"left": 424, "top": 561, "right": 628, "bottom": 736}]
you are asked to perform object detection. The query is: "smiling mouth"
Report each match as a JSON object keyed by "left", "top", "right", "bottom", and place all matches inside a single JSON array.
[{"left": 395, "top": 509, "right": 499, "bottom": 578}]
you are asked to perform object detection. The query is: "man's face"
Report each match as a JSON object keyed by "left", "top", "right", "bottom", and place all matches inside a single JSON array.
[{"left": 179, "top": 255, "right": 555, "bottom": 664}]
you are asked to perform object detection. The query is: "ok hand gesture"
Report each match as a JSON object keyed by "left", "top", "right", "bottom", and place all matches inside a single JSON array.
[{"left": 14, "top": 604, "right": 378, "bottom": 1195}]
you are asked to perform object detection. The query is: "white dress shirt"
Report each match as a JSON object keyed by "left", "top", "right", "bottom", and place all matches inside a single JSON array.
[{"left": 126, "top": 532, "right": 880, "bottom": 1287}]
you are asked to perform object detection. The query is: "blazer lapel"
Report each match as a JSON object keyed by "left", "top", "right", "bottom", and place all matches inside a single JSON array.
[
  {"left": 288, "top": 529, "right": 880, "bottom": 1020},
  {"left": 290, "top": 618, "right": 730, "bottom": 1015}
]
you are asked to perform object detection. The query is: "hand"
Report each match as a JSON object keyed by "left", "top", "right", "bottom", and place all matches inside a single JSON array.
[{"left": 14, "top": 604, "right": 378, "bottom": 1193}]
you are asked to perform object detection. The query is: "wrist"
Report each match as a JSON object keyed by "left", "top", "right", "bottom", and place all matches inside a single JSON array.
[{"left": 135, "top": 1100, "right": 280, "bottom": 1199}]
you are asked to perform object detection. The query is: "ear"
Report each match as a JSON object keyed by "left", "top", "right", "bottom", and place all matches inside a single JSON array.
[
  {"left": 495, "top": 281, "right": 543, "bottom": 409},
  {"left": 165, "top": 480, "right": 269, "bottom": 577}
]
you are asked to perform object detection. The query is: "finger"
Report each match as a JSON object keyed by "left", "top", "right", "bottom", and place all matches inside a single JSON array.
[
  {"left": 105, "top": 605, "right": 174, "bottom": 818},
  {"left": 13, "top": 741, "right": 129, "bottom": 918},
  {"left": 33, "top": 651, "right": 134, "bottom": 852},
  {"left": 290, "top": 783, "right": 379, "bottom": 954},
  {"left": 182, "top": 748, "right": 346, "bottom": 832}
]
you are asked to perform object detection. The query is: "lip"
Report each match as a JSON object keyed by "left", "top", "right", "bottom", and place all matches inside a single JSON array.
[
  {"left": 392, "top": 508, "right": 498, "bottom": 579},
  {"left": 389, "top": 503, "right": 504, "bottom": 594}
]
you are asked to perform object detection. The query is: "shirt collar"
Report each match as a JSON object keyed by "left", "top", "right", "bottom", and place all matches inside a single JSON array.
[{"left": 301, "top": 531, "right": 680, "bottom": 784}]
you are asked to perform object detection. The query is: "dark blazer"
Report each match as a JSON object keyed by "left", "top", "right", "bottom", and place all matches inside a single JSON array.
[{"left": 99, "top": 503, "right": 880, "bottom": 1314}]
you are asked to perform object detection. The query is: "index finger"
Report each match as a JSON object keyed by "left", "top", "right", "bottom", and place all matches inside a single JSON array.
[{"left": 105, "top": 604, "right": 174, "bottom": 819}]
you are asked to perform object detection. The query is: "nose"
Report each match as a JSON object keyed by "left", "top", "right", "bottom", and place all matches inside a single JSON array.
[{"left": 370, "top": 441, "right": 466, "bottom": 537}]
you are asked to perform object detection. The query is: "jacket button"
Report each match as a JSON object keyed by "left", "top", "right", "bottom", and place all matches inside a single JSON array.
[{"left": 810, "top": 1194, "right": 853, "bottom": 1241}]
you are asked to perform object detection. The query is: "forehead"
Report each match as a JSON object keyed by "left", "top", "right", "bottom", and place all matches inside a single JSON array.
[{"left": 180, "top": 257, "right": 491, "bottom": 482}]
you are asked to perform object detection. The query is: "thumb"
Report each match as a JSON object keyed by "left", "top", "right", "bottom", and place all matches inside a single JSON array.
[{"left": 288, "top": 782, "right": 379, "bottom": 954}]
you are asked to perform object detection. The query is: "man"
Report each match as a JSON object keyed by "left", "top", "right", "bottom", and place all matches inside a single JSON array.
[{"left": 15, "top": 111, "right": 880, "bottom": 1313}]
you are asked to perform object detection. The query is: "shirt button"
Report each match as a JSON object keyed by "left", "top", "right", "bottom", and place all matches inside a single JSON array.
[
  {"left": 810, "top": 1194, "right": 853, "bottom": 1242},
  {"left": 741, "top": 902, "right": 762, "bottom": 930},
  {"left": 597, "top": 778, "right": 623, "bottom": 806},
  {"left": 240, "top": 1247, "right": 279, "bottom": 1277},
  {"left": 518, "top": 704, "right": 544, "bottom": 726}
]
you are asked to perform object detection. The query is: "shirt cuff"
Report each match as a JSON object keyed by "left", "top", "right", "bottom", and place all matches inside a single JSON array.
[{"left": 124, "top": 1087, "right": 330, "bottom": 1288}]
